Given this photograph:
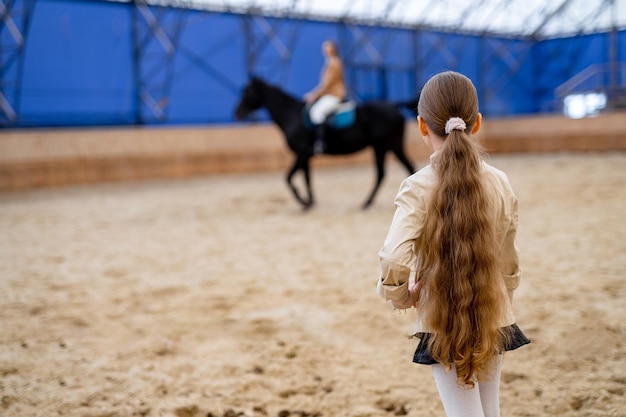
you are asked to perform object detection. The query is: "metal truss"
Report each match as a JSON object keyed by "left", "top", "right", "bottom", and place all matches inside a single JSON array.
[
  {"left": 477, "top": 37, "right": 534, "bottom": 115},
  {"left": 241, "top": 10, "right": 302, "bottom": 85},
  {"left": 133, "top": 0, "right": 297, "bottom": 124},
  {"left": 4, "top": 0, "right": 624, "bottom": 126},
  {"left": 162, "top": 0, "right": 625, "bottom": 39},
  {"left": 534, "top": 0, "right": 621, "bottom": 112},
  {"left": 0, "top": 0, "right": 34, "bottom": 127},
  {"left": 338, "top": 23, "right": 386, "bottom": 101},
  {"left": 70, "top": 1, "right": 626, "bottom": 119},
  {"left": 132, "top": 0, "right": 186, "bottom": 124}
]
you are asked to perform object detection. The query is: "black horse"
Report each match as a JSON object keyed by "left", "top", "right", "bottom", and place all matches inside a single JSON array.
[{"left": 234, "top": 77, "right": 415, "bottom": 209}]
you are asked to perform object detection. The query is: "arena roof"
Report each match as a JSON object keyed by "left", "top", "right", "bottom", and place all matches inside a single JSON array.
[{"left": 122, "top": 0, "right": 626, "bottom": 39}]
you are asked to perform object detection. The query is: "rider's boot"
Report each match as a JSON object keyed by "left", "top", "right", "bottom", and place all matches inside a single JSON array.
[{"left": 313, "top": 124, "right": 325, "bottom": 155}]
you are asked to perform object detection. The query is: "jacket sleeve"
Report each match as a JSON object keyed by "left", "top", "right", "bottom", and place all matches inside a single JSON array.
[
  {"left": 501, "top": 190, "right": 521, "bottom": 294},
  {"left": 377, "top": 178, "right": 426, "bottom": 308}
]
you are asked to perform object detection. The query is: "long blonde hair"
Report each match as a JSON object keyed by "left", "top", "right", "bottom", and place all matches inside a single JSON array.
[{"left": 417, "top": 71, "right": 509, "bottom": 386}]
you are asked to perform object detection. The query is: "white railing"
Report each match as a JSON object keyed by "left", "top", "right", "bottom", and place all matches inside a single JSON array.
[
  {"left": 555, "top": 62, "right": 626, "bottom": 98},
  {"left": 555, "top": 62, "right": 626, "bottom": 114}
]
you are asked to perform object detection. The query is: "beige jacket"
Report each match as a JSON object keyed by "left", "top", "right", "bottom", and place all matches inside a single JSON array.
[{"left": 377, "top": 157, "right": 521, "bottom": 334}]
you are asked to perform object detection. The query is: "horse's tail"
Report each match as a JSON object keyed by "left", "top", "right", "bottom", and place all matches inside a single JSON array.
[{"left": 394, "top": 95, "right": 420, "bottom": 116}]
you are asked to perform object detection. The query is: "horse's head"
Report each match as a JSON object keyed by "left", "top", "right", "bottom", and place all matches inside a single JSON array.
[{"left": 235, "top": 77, "right": 266, "bottom": 120}]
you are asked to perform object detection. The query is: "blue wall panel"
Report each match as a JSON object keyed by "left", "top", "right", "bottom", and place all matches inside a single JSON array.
[
  {"left": 3, "top": 0, "right": 624, "bottom": 127},
  {"left": 20, "top": 0, "right": 133, "bottom": 126},
  {"left": 286, "top": 20, "right": 341, "bottom": 96},
  {"left": 169, "top": 12, "right": 246, "bottom": 124},
  {"left": 479, "top": 37, "right": 535, "bottom": 115},
  {"left": 532, "top": 32, "right": 619, "bottom": 112}
]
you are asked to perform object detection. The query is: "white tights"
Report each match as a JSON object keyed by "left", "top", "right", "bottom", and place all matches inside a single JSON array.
[{"left": 431, "top": 355, "right": 503, "bottom": 417}]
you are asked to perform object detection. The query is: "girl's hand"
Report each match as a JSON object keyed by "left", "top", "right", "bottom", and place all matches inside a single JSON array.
[
  {"left": 389, "top": 279, "right": 422, "bottom": 310},
  {"left": 409, "top": 279, "right": 422, "bottom": 304}
]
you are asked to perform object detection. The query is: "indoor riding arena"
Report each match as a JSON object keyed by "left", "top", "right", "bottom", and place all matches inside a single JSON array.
[{"left": 1, "top": 1, "right": 625, "bottom": 417}]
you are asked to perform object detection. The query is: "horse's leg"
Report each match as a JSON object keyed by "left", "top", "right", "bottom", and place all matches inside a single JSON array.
[
  {"left": 286, "top": 159, "right": 307, "bottom": 207},
  {"left": 286, "top": 155, "right": 314, "bottom": 209},
  {"left": 362, "top": 149, "right": 387, "bottom": 209},
  {"left": 390, "top": 125, "right": 416, "bottom": 175},
  {"left": 392, "top": 145, "right": 416, "bottom": 175},
  {"left": 302, "top": 158, "right": 315, "bottom": 209}
]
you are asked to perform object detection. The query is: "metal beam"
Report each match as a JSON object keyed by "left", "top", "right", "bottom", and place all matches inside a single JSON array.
[
  {"left": 0, "top": 0, "right": 34, "bottom": 127},
  {"left": 531, "top": 0, "right": 573, "bottom": 39},
  {"left": 132, "top": 0, "right": 184, "bottom": 124},
  {"left": 241, "top": 11, "right": 302, "bottom": 85}
]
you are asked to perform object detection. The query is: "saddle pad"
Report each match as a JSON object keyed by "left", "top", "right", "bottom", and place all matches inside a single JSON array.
[
  {"left": 302, "top": 101, "right": 357, "bottom": 130},
  {"left": 329, "top": 101, "right": 356, "bottom": 129}
]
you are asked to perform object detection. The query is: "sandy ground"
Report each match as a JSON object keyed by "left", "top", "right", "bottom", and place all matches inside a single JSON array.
[{"left": 1, "top": 152, "right": 625, "bottom": 417}]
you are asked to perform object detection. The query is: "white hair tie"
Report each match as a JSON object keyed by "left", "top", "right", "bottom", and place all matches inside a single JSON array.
[{"left": 445, "top": 117, "right": 466, "bottom": 134}]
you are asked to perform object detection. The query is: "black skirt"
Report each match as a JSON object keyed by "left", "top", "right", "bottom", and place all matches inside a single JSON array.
[{"left": 412, "top": 323, "right": 531, "bottom": 365}]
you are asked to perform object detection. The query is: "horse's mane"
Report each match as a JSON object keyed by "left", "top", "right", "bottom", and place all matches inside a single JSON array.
[{"left": 251, "top": 77, "right": 304, "bottom": 107}]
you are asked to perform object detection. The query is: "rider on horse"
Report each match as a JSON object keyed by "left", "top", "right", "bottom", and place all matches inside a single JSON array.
[{"left": 304, "top": 40, "right": 347, "bottom": 154}]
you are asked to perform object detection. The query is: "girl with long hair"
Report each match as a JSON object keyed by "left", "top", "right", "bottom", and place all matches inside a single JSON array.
[{"left": 377, "top": 71, "right": 530, "bottom": 417}]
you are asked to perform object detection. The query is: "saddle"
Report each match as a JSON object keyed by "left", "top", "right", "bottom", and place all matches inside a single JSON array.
[{"left": 303, "top": 100, "right": 357, "bottom": 130}]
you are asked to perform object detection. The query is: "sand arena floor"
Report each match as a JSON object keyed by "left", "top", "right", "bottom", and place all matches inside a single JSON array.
[{"left": 0, "top": 152, "right": 625, "bottom": 417}]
